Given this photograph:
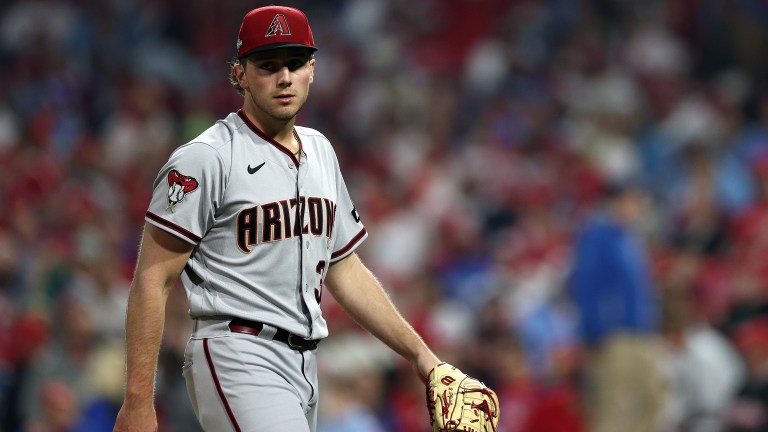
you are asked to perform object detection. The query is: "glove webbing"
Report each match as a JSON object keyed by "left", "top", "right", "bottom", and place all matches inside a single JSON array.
[
  {"left": 438, "top": 376, "right": 499, "bottom": 432},
  {"left": 471, "top": 386, "right": 498, "bottom": 432}
]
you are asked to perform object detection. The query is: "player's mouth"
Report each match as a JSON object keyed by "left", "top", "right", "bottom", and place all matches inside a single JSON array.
[{"left": 274, "top": 94, "right": 295, "bottom": 103}]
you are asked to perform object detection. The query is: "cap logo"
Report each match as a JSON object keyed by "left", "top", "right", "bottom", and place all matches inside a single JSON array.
[{"left": 265, "top": 14, "right": 291, "bottom": 37}]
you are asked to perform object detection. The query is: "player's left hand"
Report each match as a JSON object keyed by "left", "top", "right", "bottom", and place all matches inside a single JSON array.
[
  {"left": 113, "top": 402, "right": 158, "bottom": 432},
  {"left": 425, "top": 363, "right": 500, "bottom": 432}
]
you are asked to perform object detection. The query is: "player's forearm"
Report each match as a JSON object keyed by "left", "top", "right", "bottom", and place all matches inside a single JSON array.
[
  {"left": 121, "top": 225, "right": 193, "bottom": 405},
  {"left": 327, "top": 254, "right": 439, "bottom": 375},
  {"left": 345, "top": 280, "right": 430, "bottom": 358},
  {"left": 122, "top": 279, "right": 171, "bottom": 405}
]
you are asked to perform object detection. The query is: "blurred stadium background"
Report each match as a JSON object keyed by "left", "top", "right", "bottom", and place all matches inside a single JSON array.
[{"left": 2, "top": 0, "right": 768, "bottom": 431}]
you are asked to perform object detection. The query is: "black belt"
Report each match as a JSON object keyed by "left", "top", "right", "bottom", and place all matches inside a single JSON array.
[{"left": 228, "top": 318, "right": 319, "bottom": 351}]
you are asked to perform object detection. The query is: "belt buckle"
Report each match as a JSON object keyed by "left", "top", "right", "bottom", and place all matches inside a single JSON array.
[{"left": 287, "top": 333, "right": 318, "bottom": 351}]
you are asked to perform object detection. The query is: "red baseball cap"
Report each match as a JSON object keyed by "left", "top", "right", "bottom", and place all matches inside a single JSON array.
[{"left": 237, "top": 6, "right": 317, "bottom": 58}]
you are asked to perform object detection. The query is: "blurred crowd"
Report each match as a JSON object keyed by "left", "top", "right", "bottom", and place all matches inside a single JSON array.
[{"left": 2, "top": 0, "right": 768, "bottom": 431}]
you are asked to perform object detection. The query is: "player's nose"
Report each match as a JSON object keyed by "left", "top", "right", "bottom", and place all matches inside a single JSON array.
[{"left": 276, "top": 66, "right": 292, "bottom": 87}]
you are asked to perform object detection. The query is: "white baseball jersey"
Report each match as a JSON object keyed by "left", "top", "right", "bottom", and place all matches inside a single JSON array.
[{"left": 145, "top": 110, "right": 367, "bottom": 339}]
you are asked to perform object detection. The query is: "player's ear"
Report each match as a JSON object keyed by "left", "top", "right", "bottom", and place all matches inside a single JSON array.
[
  {"left": 308, "top": 58, "right": 315, "bottom": 84},
  {"left": 234, "top": 61, "right": 249, "bottom": 90}
]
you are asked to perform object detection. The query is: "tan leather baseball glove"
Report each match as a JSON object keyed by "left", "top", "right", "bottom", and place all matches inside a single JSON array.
[{"left": 426, "top": 363, "right": 500, "bottom": 432}]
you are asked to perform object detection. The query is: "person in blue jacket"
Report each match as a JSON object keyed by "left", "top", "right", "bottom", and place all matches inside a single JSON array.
[{"left": 569, "top": 180, "right": 665, "bottom": 432}]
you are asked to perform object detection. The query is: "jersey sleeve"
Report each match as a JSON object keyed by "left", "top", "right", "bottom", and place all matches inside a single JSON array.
[
  {"left": 145, "top": 142, "right": 227, "bottom": 244},
  {"left": 330, "top": 168, "right": 368, "bottom": 262}
]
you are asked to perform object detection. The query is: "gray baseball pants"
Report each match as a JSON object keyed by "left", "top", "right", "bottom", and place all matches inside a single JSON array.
[{"left": 183, "top": 318, "right": 319, "bottom": 432}]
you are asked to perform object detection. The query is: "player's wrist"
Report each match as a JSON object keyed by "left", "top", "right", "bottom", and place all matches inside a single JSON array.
[
  {"left": 122, "top": 387, "right": 156, "bottom": 409},
  {"left": 412, "top": 351, "right": 441, "bottom": 384}
]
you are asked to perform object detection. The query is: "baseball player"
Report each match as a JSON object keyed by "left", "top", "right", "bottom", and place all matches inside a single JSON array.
[{"left": 113, "top": 5, "right": 443, "bottom": 432}]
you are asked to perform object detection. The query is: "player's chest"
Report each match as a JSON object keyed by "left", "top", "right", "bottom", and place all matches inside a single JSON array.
[
  {"left": 226, "top": 152, "right": 335, "bottom": 203},
  {"left": 221, "top": 153, "right": 339, "bottom": 249}
]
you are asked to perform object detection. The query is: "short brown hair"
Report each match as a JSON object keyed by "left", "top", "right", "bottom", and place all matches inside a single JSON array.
[{"left": 228, "top": 57, "right": 245, "bottom": 96}]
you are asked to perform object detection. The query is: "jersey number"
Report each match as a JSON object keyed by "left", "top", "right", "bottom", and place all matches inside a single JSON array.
[{"left": 315, "top": 260, "right": 327, "bottom": 303}]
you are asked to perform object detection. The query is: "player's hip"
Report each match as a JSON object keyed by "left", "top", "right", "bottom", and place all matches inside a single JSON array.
[
  {"left": 183, "top": 325, "right": 319, "bottom": 431},
  {"left": 184, "top": 317, "right": 320, "bottom": 404}
]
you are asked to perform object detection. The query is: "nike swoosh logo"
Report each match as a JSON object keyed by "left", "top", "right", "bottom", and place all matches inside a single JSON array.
[{"left": 247, "top": 162, "right": 266, "bottom": 174}]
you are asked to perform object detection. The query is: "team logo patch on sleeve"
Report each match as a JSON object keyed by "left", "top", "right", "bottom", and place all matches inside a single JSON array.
[{"left": 167, "top": 169, "right": 199, "bottom": 210}]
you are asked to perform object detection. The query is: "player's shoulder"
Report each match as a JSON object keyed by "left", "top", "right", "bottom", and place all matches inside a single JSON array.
[
  {"left": 174, "top": 114, "right": 240, "bottom": 156},
  {"left": 295, "top": 125, "right": 336, "bottom": 157},
  {"left": 295, "top": 126, "right": 330, "bottom": 145},
  {"left": 187, "top": 113, "right": 240, "bottom": 151},
  {"left": 166, "top": 115, "right": 240, "bottom": 173}
]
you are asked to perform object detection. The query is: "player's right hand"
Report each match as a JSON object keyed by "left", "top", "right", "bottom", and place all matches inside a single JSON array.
[{"left": 113, "top": 403, "right": 158, "bottom": 432}]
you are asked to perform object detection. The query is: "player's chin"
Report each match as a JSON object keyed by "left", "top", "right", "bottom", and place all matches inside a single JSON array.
[
  {"left": 270, "top": 106, "right": 302, "bottom": 121},
  {"left": 270, "top": 112, "right": 299, "bottom": 122}
]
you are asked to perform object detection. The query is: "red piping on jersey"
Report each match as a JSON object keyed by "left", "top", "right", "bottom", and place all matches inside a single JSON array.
[
  {"left": 331, "top": 227, "right": 367, "bottom": 260},
  {"left": 237, "top": 110, "right": 301, "bottom": 166},
  {"left": 146, "top": 211, "right": 202, "bottom": 243},
  {"left": 204, "top": 339, "right": 243, "bottom": 432}
]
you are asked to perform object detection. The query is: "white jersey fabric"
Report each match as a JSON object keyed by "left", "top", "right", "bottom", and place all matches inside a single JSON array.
[{"left": 145, "top": 111, "right": 367, "bottom": 339}]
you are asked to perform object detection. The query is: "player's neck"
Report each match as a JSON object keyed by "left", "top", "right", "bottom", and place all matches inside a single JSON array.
[{"left": 240, "top": 106, "right": 299, "bottom": 153}]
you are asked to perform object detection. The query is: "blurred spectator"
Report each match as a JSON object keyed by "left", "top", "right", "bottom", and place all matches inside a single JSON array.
[
  {"left": 18, "top": 295, "right": 119, "bottom": 431},
  {"left": 658, "top": 253, "right": 744, "bottom": 432},
  {"left": 33, "top": 378, "right": 115, "bottom": 432},
  {"left": 666, "top": 142, "right": 745, "bottom": 256},
  {"left": 489, "top": 335, "right": 539, "bottom": 432},
  {"left": 724, "top": 317, "right": 768, "bottom": 432},
  {"left": 568, "top": 181, "right": 664, "bottom": 432},
  {"left": 318, "top": 377, "right": 386, "bottom": 432},
  {"left": 317, "top": 334, "right": 392, "bottom": 432},
  {"left": 0, "top": 313, "right": 49, "bottom": 432}
]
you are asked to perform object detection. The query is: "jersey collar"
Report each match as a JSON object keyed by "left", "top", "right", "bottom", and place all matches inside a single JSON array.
[{"left": 237, "top": 110, "right": 302, "bottom": 166}]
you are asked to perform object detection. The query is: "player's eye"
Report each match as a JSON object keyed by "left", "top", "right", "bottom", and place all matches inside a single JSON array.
[
  {"left": 259, "top": 62, "right": 277, "bottom": 72},
  {"left": 286, "top": 59, "right": 308, "bottom": 71}
]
